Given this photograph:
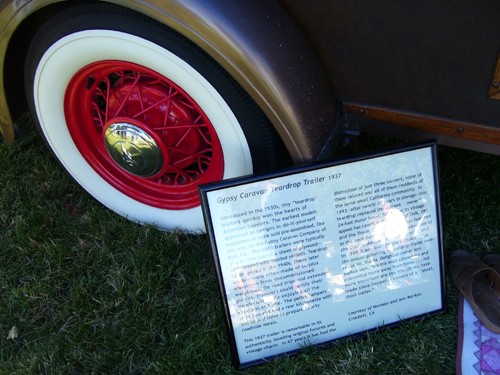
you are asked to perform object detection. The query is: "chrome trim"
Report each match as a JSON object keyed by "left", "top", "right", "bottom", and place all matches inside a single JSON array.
[{"left": 104, "top": 122, "right": 164, "bottom": 177}]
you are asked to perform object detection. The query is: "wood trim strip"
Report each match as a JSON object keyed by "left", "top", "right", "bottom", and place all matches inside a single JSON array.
[{"left": 342, "top": 102, "right": 500, "bottom": 145}]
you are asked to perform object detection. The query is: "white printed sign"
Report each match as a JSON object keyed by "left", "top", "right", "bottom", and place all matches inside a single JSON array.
[{"left": 199, "top": 142, "right": 445, "bottom": 369}]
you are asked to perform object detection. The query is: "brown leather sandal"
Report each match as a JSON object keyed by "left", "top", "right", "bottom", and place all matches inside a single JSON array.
[{"left": 449, "top": 250, "right": 500, "bottom": 333}]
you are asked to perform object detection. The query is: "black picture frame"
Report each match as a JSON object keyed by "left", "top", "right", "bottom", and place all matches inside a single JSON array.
[{"left": 199, "top": 141, "right": 445, "bottom": 369}]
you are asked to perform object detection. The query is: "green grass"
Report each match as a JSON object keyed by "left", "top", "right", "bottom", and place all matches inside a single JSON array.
[{"left": 1, "top": 116, "right": 499, "bottom": 374}]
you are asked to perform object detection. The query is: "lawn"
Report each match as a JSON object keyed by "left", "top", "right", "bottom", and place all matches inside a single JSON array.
[{"left": 1, "top": 116, "right": 498, "bottom": 374}]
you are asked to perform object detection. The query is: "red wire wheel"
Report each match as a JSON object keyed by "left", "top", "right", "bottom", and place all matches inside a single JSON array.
[{"left": 65, "top": 61, "right": 224, "bottom": 210}]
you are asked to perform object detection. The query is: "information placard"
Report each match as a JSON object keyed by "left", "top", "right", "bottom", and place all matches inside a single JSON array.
[{"left": 199, "top": 141, "right": 445, "bottom": 369}]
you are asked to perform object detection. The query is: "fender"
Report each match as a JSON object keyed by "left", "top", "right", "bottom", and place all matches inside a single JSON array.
[{"left": 0, "top": 0, "right": 337, "bottom": 162}]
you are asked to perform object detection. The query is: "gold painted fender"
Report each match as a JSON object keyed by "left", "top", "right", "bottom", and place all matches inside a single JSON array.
[{"left": 0, "top": 0, "right": 337, "bottom": 162}]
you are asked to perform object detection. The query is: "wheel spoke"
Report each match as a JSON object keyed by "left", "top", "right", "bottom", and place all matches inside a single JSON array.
[
  {"left": 111, "top": 71, "right": 141, "bottom": 118},
  {"left": 133, "top": 91, "right": 178, "bottom": 120}
]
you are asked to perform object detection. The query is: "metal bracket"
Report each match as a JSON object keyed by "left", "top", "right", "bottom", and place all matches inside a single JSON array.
[{"left": 488, "top": 52, "right": 500, "bottom": 100}]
